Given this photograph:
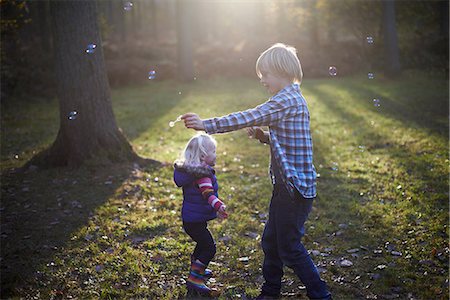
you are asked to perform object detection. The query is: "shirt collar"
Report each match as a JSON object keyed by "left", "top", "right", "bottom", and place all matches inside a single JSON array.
[{"left": 277, "top": 83, "right": 300, "bottom": 95}]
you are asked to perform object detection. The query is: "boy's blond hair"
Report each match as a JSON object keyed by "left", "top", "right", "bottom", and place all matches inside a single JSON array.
[{"left": 256, "top": 43, "right": 303, "bottom": 84}]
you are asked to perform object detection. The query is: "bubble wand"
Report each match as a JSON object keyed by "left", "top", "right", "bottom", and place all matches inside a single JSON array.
[{"left": 169, "top": 115, "right": 182, "bottom": 128}]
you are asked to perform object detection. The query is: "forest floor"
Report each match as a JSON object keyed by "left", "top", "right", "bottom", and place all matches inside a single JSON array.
[{"left": 1, "top": 72, "right": 449, "bottom": 299}]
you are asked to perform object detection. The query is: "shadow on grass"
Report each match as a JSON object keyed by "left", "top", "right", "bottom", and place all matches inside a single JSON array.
[
  {"left": 0, "top": 162, "right": 161, "bottom": 297},
  {"left": 306, "top": 134, "right": 386, "bottom": 298},
  {"left": 343, "top": 79, "right": 449, "bottom": 138},
  {"left": 112, "top": 81, "right": 194, "bottom": 141},
  {"left": 307, "top": 86, "right": 449, "bottom": 298},
  {"left": 308, "top": 83, "right": 448, "bottom": 200}
]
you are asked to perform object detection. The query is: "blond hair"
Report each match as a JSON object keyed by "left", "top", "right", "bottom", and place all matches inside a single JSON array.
[
  {"left": 256, "top": 43, "right": 303, "bottom": 84},
  {"left": 177, "top": 133, "right": 217, "bottom": 166}
]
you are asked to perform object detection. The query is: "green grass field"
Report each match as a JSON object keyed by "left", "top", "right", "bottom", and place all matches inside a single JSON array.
[{"left": 1, "top": 72, "right": 448, "bottom": 299}]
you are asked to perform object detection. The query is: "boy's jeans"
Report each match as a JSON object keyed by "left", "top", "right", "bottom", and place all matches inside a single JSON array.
[{"left": 261, "top": 183, "right": 331, "bottom": 300}]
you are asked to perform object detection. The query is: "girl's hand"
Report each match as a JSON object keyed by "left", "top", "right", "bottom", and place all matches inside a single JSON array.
[
  {"left": 218, "top": 205, "right": 228, "bottom": 219},
  {"left": 182, "top": 113, "right": 205, "bottom": 131}
]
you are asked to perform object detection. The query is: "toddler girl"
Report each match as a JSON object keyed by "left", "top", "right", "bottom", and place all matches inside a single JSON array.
[{"left": 173, "top": 133, "right": 228, "bottom": 296}]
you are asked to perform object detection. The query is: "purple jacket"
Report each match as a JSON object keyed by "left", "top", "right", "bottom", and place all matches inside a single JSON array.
[{"left": 173, "top": 164, "right": 219, "bottom": 222}]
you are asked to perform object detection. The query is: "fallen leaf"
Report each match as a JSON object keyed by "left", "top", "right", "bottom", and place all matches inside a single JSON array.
[{"left": 340, "top": 259, "right": 353, "bottom": 267}]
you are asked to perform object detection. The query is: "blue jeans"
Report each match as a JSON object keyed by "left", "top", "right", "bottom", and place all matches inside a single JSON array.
[{"left": 261, "top": 184, "right": 331, "bottom": 299}]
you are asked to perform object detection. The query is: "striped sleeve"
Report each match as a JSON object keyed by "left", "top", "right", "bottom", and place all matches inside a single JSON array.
[{"left": 195, "top": 177, "right": 224, "bottom": 211}]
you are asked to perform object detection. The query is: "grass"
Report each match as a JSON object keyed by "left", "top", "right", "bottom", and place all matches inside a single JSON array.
[{"left": 1, "top": 71, "right": 448, "bottom": 299}]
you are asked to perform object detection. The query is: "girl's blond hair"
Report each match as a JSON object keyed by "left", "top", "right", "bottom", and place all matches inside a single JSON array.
[
  {"left": 176, "top": 133, "right": 217, "bottom": 166},
  {"left": 256, "top": 43, "right": 303, "bottom": 84}
]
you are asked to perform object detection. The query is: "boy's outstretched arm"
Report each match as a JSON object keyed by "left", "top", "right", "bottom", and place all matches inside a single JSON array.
[
  {"left": 183, "top": 95, "right": 296, "bottom": 134},
  {"left": 182, "top": 113, "right": 205, "bottom": 131}
]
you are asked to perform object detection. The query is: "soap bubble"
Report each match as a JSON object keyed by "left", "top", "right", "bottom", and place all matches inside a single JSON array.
[
  {"left": 148, "top": 70, "right": 156, "bottom": 80},
  {"left": 368, "top": 72, "right": 374, "bottom": 79},
  {"left": 68, "top": 111, "right": 78, "bottom": 120},
  {"left": 328, "top": 66, "right": 337, "bottom": 76},
  {"left": 86, "top": 44, "right": 96, "bottom": 54},
  {"left": 373, "top": 98, "right": 381, "bottom": 107},
  {"left": 124, "top": 2, "right": 133, "bottom": 11}
]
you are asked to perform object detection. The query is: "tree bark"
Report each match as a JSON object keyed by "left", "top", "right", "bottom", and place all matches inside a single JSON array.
[
  {"left": 36, "top": 0, "right": 52, "bottom": 54},
  {"left": 382, "top": 0, "right": 401, "bottom": 77},
  {"left": 113, "top": 0, "right": 126, "bottom": 44},
  {"left": 307, "top": 0, "right": 320, "bottom": 48},
  {"left": 439, "top": 0, "right": 449, "bottom": 38},
  {"left": 28, "top": 0, "right": 139, "bottom": 168},
  {"left": 176, "top": 0, "right": 194, "bottom": 82},
  {"left": 149, "top": 0, "right": 158, "bottom": 41}
]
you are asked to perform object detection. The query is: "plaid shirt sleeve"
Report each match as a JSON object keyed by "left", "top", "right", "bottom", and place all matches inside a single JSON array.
[{"left": 203, "top": 94, "right": 299, "bottom": 134}]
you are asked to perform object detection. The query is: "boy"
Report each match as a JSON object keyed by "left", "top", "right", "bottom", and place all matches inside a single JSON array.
[{"left": 182, "top": 43, "right": 331, "bottom": 300}]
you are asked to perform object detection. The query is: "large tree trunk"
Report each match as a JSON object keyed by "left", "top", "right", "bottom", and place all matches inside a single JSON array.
[
  {"left": 176, "top": 0, "right": 194, "bottom": 82},
  {"left": 35, "top": 0, "right": 52, "bottom": 54},
  {"left": 28, "top": 0, "right": 138, "bottom": 168},
  {"left": 113, "top": 0, "right": 127, "bottom": 44},
  {"left": 439, "top": 0, "right": 449, "bottom": 38},
  {"left": 308, "top": 0, "right": 320, "bottom": 48},
  {"left": 382, "top": 0, "right": 401, "bottom": 77},
  {"left": 149, "top": 0, "right": 158, "bottom": 41}
]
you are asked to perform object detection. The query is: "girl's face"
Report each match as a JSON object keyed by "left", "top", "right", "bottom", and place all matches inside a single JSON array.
[
  {"left": 202, "top": 143, "right": 216, "bottom": 166},
  {"left": 259, "top": 71, "right": 291, "bottom": 95}
]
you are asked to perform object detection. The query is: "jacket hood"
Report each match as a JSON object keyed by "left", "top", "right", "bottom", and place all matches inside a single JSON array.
[{"left": 173, "top": 163, "right": 214, "bottom": 187}]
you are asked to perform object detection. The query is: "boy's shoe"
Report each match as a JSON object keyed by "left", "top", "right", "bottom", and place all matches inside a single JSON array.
[
  {"left": 310, "top": 295, "right": 333, "bottom": 300},
  {"left": 191, "top": 255, "right": 213, "bottom": 279},
  {"left": 186, "top": 260, "right": 216, "bottom": 296}
]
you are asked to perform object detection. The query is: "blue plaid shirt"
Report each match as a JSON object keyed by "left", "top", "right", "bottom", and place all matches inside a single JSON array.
[{"left": 203, "top": 83, "right": 317, "bottom": 199}]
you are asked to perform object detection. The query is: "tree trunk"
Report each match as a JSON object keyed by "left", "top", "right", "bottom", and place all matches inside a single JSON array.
[
  {"left": 149, "top": 0, "right": 158, "bottom": 41},
  {"left": 131, "top": 0, "right": 139, "bottom": 39},
  {"left": 307, "top": 0, "right": 320, "bottom": 48},
  {"left": 36, "top": 0, "right": 52, "bottom": 54},
  {"left": 439, "top": 0, "right": 449, "bottom": 38},
  {"left": 28, "top": 0, "right": 139, "bottom": 168},
  {"left": 113, "top": 1, "right": 126, "bottom": 44},
  {"left": 176, "top": 0, "right": 194, "bottom": 82},
  {"left": 382, "top": 0, "right": 401, "bottom": 77},
  {"left": 277, "top": 3, "right": 288, "bottom": 42}
]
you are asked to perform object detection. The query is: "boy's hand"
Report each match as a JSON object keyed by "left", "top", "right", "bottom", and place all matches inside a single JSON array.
[
  {"left": 218, "top": 205, "right": 228, "bottom": 219},
  {"left": 182, "top": 113, "right": 205, "bottom": 131},
  {"left": 246, "top": 127, "right": 257, "bottom": 138},
  {"left": 246, "top": 127, "right": 269, "bottom": 144}
]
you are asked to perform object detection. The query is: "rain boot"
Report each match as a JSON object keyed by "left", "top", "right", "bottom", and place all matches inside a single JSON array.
[
  {"left": 191, "top": 255, "right": 213, "bottom": 279},
  {"left": 186, "top": 260, "right": 212, "bottom": 296}
]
